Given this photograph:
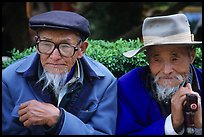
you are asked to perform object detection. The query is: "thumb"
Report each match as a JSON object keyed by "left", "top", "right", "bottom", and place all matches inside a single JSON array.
[{"left": 186, "top": 83, "right": 192, "bottom": 91}]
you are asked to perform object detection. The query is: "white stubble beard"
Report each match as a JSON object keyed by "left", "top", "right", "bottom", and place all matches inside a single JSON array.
[
  {"left": 37, "top": 70, "right": 69, "bottom": 98},
  {"left": 154, "top": 74, "right": 184, "bottom": 101}
]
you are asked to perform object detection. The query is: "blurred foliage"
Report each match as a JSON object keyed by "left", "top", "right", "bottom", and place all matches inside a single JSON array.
[
  {"left": 3, "top": 2, "right": 201, "bottom": 57},
  {"left": 78, "top": 2, "right": 143, "bottom": 40},
  {"left": 194, "top": 47, "right": 202, "bottom": 70},
  {"left": 86, "top": 38, "right": 147, "bottom": 77},
  {"left": 2, "top": 47, "right": 36, "bottom": 69},
  {"left": 2, "top": 39, "right": 202, "bottom": 78},
  {"left": 75, "top": 2, "right": 201, "bottom": 41}
]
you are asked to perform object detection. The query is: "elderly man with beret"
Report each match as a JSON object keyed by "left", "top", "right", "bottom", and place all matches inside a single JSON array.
[
  {"left": 116, "top": 14, "right": 202, "bottom": 135},
  {"left": 2, "top": 10, "right": 117, "bottom": 135}
]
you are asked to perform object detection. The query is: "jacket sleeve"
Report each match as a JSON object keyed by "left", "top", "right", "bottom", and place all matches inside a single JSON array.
[
  {"left": 116, "top": 95, "right": 165, "bottom": 135},
  {"left": 2, "top": 80, "right": 30, "bottom": 134},
  {"left": 116, "top": 76, "right": 165, "bottom": 135},
  {"left": 58, "top": 78, "right": 117, "bottom": 135}
]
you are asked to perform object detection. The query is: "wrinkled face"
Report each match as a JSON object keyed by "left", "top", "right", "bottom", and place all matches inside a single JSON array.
[
  {"left": 36, "top": 28, "right": 88, "bottom": 74},
  {"left": 146, "top": 45, "right": 195, "bottom": 88}
]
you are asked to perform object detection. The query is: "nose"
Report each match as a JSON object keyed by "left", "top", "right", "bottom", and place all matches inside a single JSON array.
[
  {"left": 163, "top": 62, "right": 173, "bottom": 74},
  {"left": 49, "top": 48, "right": 62, "bottom": 60}
]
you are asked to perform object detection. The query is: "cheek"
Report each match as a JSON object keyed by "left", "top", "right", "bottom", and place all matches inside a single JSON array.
[
  {"left": 149, "top": 63, "right": 160, "bottom": 76},
  {"left": 170, "top": 60, "right": 191, "bottom": 77},
  {"left": 149, "top": 60, "right": 190, "bottom": 75},
  {"left": 152, "top": 65, "right": 190, "bottom": 87},
  {"left": 75, "top": 49, "right": 83, "bottom": 59},
  {"left": 64, "top": 57, "right": 77, "bottom": 71},
  {"left": 40, "top": 54, "right": 49, "bottom": 66}
]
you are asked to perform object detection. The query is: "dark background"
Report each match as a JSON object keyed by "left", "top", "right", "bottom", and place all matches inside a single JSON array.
[{"left": 2, "top": 2, "right": 202, "bottom": 57}]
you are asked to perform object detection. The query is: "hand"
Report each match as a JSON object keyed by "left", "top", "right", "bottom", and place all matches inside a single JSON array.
[
  {"left": 170, "top": 83, "right": 202, "bottom": 130},
  {"left": 192, "top": 91, "right": 202, "bottom": 128},
  {"left": 18, "top": 100, "right": 60, "bottom": 128}
]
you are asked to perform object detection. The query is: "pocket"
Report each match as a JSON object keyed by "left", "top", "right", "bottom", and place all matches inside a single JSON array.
[{"left": 78, "top": 101, "right": 98, "bottom": 123}]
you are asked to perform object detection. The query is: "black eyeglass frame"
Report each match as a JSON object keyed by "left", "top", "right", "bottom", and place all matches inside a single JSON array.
[{"left": 35, "top": 36, "right": 82, "bottom": 57}]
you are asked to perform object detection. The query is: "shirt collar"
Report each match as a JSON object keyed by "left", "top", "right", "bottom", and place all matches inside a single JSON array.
[{"left": 67, "top": 60, "right": 82, "bottom": 85}]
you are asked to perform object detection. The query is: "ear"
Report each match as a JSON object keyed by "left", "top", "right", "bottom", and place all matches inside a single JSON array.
[
  {"left": 77, "top": 41, "right": 88, "bottom": 58},
  {"left": 190, "top": 48, "right": 196, "bottom": 64},
  {"left": 34, "top": 35, "right": 39, "bottom": 42}
]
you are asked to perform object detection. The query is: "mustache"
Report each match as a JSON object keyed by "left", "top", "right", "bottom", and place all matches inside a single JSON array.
[
  {"left": 153, "top": 74, "right": 187, "bottom": 101},
  {"left": 154, "top": 74, "right": 184, "bottom": 83}
]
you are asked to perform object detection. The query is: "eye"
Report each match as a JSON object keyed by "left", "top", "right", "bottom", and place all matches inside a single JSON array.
[
  {"left": 40, "top": 41, "right": 53, "bottom": 46},
  {"left": 60, "top": 44, "right": 72, "bottom": 49},
  {"left": 172, "top": 58, "right": 177, "bottom": 61},
  {"left": 153, "top": 57, "right": 161, "bottom": 62},
  {"left": 171, "top": 55, "right": 178, "bottom": 61},
  {"left": 44, "top": 43, "right": 52, "bottom": 46}
]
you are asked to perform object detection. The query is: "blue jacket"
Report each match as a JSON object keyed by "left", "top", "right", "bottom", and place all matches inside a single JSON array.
[
  {"left": 2, "top": 52, "right": 117, "bottom": 135},
  {"left": 116, "top": 65, "right": 202, "bottom": 135}
]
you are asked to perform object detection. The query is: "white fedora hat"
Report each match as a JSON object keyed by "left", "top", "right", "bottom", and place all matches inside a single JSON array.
[{"left": 123, "top": 13, "right": 202, "bottom": 58}]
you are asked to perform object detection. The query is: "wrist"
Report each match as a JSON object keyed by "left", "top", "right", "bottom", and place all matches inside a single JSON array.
[
  {"left": 44, "top": 108, "right": 63, "bottom": 134},
  {"left": 175, "top": 124, "right": 184, "bottom": 133},
  {"left": 171, "top": 115, "right": 184, "bottom": 131},
  {"left": 47, "top": 108, "right": 60, "bottom": 127}
]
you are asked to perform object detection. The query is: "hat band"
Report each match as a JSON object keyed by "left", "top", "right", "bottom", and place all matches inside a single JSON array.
[{"left": 143, "top": 32, "right": 194, "bottom": 46}]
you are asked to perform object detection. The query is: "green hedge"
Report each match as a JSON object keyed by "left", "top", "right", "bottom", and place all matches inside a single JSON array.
[
  {"left": 2, "top": 39, "right": 202, "bottom": 78},
  {"left": 86, "top": 38, "right": 148, "bottom": 77}
]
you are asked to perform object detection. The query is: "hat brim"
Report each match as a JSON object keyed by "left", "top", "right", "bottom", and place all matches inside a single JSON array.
[{"left": 123, "top": 41, "right": 202, "bottom": 58}]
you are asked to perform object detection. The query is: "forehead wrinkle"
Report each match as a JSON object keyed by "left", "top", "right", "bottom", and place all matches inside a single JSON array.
[
  {"left": 37, "top": 28, "right": 80, "bottom": 41},
  {"left": 149, "top": 47, "right": 183, "bottom": 57},
  {"left": 40, "top": 36, "right": 77, "bottom": 44}
]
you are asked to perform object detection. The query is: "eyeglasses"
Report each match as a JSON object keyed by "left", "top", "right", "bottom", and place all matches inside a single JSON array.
[{"left": 36, "top": 36, "right": 82, "bottom": 57}]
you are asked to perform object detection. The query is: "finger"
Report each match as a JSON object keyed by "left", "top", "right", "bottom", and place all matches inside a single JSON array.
[
  {"left": 185, "top": 83, "right": 192, "bottom": 91},
  {"left": 18, "top": 107, "right": 28, "bottom": 117},
  {"left": 23, "top": 119, "right": 32, "bottom": 128},
  {"left": 19, "top": 101, "right": 30, "bottom": 110},
  {"left": 171, "top": 91, "right": 187, "bottom": 106},
  {"left": 192, "top": 91, "right": 200, "bottom": 98},
  {"left": 191, "top": 92, "right": 201, "bottom": 105},
  {"left": 22, "top": 116, "right": 43, "bottom": 127},
  {"left": 19, "top": 113, "right": 28, "bottom": 123},
  {"left": 19, "top": 100, "right": 38, "bottom": 109},
  {"left": 176, "top": 86, "right": 190, "bottom": 96}
]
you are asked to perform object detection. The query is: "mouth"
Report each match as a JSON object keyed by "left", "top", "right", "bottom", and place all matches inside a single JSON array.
[
  {"left": 46, "top": 63, "right": 66, "bottom": 67},
  {"left": 45, "top": 63, "right": 67, "bottom": 70},
  {"left": 44, "top": 63, "right": 68, "bottom": 74},
  {"left": 160, "top": 77, "right": 174, "bottom": 80}
]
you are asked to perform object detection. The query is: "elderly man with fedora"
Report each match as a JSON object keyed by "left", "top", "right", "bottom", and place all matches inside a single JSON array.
[
  {"left": 2, "top": 10, "right": 117, "bottom": 135},
  {"left": 116, "top": 14, "right": 202, "bottom": 135}
]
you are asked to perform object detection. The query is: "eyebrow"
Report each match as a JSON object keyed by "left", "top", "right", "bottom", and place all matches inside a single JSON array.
[
  {"left": 171, "top": 53, "right": 177, "bottom": 57},
  {"left": 40, "top": 36, "right": 72, "bottom": 42},
  {"left": 151, "top": 53, "right": 178, "bottom": 59},
  {"left": 40, "top": 37, "right": 52, "bottom": 41},
  {"left": 152, "top": 54, "right": 159, "bottom": 58}
]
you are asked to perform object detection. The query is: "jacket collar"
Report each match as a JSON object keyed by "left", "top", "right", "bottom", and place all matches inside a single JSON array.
[
  {"left": 16, "top": 52, "right": 39, "bottom": 78},
  {"left": 80, "top": 56, "right": 105, "bottom": 79}
]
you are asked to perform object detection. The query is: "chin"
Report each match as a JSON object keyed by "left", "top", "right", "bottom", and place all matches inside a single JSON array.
[
  {"left": 158, "top": 79, "right": 181, "bottom": 88},
  {"left": 44, "top": 67, "right": 68, "bottom": 74}
]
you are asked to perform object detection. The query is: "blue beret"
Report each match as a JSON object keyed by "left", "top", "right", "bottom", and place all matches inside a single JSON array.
[{"left": 29, "top": 10, "right": 90, "bottom": 41}]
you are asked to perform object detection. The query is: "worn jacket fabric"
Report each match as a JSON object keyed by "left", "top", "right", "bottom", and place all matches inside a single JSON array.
[
  {"left": 116, "top": 65, "right": 202, "bottom": 135},
  {"left": 2, "top": 52, "right": 117, "bottom": 135}
]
